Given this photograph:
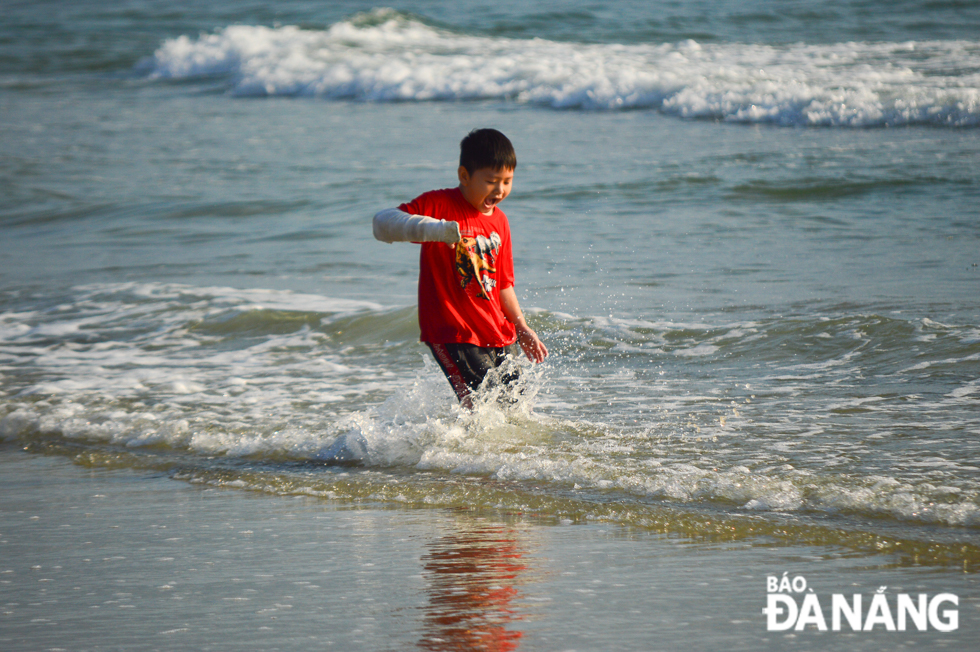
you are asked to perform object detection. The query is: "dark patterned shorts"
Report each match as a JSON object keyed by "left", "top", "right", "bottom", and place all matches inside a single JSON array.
[{"left": 426, "top": 341, "right": 522, "bottom": 407}]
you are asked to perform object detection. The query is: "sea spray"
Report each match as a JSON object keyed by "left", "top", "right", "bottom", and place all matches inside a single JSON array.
[{"left": 2, "top": 283, "right": 979, "bottom": 528}]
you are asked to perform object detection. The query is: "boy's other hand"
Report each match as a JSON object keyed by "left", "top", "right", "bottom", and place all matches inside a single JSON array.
[
  {"left": 499, "top": 287, "right": 546, "bottom": 363},
  {"left": 516, "top": 325, "right": 548, "bottom": 364}
]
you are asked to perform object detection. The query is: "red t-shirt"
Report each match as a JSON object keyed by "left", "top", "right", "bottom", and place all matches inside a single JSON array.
[{"left": 399, "top": 188, "right": 517, "bottom": 347}]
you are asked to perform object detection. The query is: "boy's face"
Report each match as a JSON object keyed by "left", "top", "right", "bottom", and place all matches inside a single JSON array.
[{"left": 457, "top": 165, "right": 514, "bottom": 215}]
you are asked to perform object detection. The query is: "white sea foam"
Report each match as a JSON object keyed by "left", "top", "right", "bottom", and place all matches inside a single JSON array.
[
  {"left": 142, "top": 9, "right": 980, "bottom": 127},
  {"left": 2, "top": 282, "right": 979, "bottom": 528},
  {"left": 0, "top": 282, "right": 411, "bottom": 455}
]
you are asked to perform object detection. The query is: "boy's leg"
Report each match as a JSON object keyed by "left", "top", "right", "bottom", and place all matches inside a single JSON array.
[
  {"left": 427, "top": 342, "right": 494, "bottom": 407},
  {"left": 488, "top": 342, "right": 522, "bottom": 387},
  {"left": 426, "top": 342, "right": 520, "bottom": 407},
  {"left": 484, "top": 342, "right": 524, "bottom": 406}
]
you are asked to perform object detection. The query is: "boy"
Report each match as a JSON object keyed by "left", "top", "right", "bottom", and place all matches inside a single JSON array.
[{"left": 373, "top": 128, "right": 547, "bottom": 407}]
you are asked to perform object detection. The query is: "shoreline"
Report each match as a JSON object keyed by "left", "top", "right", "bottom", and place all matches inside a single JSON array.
[{"left": 2, "top": 448, "right": 977, "bottom": 651}]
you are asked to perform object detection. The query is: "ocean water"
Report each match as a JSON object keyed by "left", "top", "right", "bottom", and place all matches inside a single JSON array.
[{"left": 2, "top": 0, "right": 980, "bottom": 648}]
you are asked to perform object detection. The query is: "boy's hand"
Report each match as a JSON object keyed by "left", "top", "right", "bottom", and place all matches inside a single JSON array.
[
  {"left": 499, "top": 287, "right": 547, "bottom": 363},
  {"left": 516, "top": 325, "right": 548, "bottom": 364}
]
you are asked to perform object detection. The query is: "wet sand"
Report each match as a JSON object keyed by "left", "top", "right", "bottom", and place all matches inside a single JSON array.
[{"left": 1, "top": 448, "right": 976, "bottom": 651}]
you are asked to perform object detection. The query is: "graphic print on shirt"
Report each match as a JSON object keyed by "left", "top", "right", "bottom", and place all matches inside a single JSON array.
[{"left": 455, "top": 232, "right": 502, "bottom": 300}]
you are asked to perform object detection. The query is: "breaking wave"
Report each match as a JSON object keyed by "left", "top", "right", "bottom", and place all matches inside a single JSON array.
[
  {"left": 2, "top": 283, "right": 979, "bottom": 534},
  {"left": 140, "top": 8, "right": 980, "bottom": 127}
]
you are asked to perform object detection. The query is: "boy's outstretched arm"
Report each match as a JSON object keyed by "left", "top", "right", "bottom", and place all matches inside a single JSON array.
[
  {"left": 499, "top": 287, "right": 548, "bottom": 363},
  {"left": 373, "top": 208, "right": 461, "bottom": 243}
]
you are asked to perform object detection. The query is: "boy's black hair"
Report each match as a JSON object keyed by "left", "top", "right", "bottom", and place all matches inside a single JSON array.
[{"left": 459, "top": 128, "right": 517, "bottom": 174}]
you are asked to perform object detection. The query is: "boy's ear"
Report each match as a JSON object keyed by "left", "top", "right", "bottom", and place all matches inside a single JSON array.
[{"left": 457, "top": 165, "right": 470, "bottom": 187}]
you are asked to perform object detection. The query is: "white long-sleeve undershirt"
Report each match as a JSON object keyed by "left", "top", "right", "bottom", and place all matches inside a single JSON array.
[{"left": 372, "top": 208, "right": 461, "bottom": 244}]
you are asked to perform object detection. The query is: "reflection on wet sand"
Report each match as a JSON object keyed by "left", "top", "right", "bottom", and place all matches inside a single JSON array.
[{"left": 419, "top": 519, "right": 529, "bottom": 651}]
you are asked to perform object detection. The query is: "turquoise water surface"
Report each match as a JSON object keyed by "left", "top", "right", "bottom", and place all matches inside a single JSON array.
[{"left": 2, "top": 1, "right": 979, "bottom": 649}]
